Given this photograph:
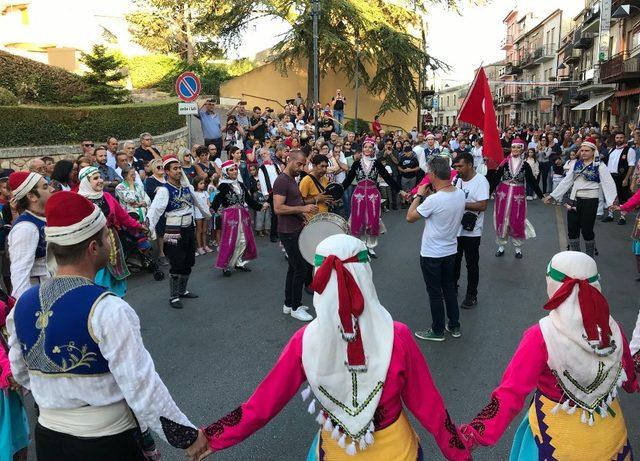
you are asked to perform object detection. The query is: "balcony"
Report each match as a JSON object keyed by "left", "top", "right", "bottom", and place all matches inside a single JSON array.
[
  {"left": 563, "top": 45, "right": 580, "bottom": 65},
  {"left": 533, "top": 43, "right": 556, "bottom": 63},
  {"left": 601, "top": 50, "right": 640, "bottom": 83},
  {"left": 573, "top": 30, "right": 595, "bottom": 50},
  {"left": 521, "top": 52, "right": 538, "bottom": 69},
  {"left": 499, "top": 61, "right": 522, "bottom": 79},
  {"left": 501, "top": 35, "right": 514, "bottom": 50},
  {"left": 513, "top": 92, "right": 524, "bottom": 104}
]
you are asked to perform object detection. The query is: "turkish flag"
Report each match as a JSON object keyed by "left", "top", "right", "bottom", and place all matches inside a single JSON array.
[{"left": 457, "top": 67, "right": 502, "bottom": 168}]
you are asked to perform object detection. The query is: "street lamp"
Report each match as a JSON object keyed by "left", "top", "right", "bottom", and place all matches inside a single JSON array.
[
  {"left": 611, "top": 4, "right": 640, "bottom": 19},
  {"left": 311, "top": 0, "right": 321, "bottom": 140}
]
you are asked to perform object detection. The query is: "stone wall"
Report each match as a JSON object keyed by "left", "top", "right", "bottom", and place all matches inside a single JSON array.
[{"left": 0, "top": 127, "right": 188, "bottom": 170}]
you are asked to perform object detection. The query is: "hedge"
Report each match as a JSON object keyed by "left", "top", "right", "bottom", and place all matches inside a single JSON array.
[
  {"left": 0, "top": 101, "right": 185, "bottom": 147},
  {"left": 0, "top": 87, "right": 18, "bottom": 106},
  {"left": 0, "top": 50, "right": 88, "bottom": 104}
]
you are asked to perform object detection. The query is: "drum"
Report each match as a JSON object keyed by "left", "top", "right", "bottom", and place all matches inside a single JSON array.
[
  {"left": 299, "top": 212, "right": 350, "bottom": 264},
  {"left": 325, "top": 182, "right": 345, "bottom": 201}
]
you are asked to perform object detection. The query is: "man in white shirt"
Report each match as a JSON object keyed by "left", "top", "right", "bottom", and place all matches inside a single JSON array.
[
  {"left": 105, "top": 136, "right": 119, "bottom": 170},
  {"left": 7, "top": 171, "right": 52, "bottom": 299},
  {"left": 452, "top": 153, "right": 489, "bottom": 309},
  {"left": 406, "top": 156, "right": 466, "bottom": 342},
  {"left": 257, "top": 148, "right": 282, "bottom": 242},
  {"left": 8, "top": 191, "right": 208, "bottom": 460},
  {"left": 603, "top": 131, "right": 637, "bottom": 224}
]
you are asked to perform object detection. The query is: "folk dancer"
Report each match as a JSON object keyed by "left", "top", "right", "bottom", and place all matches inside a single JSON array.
[
  {"left": 7, "top": 171, "right": 51, "bottom": 299},
  {"left": 7, "top": 191, "right": 205, "bottom": 460},
  {"left": 544, "top": 137, "right": 617, "bottom": 257},
  {"left": 147, "top": 155, "right": 211, "bottom": 308},
  {"left": 191, "top": 235, "right": 472, "bottom": 461},
  {"left": 212, "top": 160, "right": 269, "bottom": 277},
  {"left": 77, "top": 166, "right": 150, "bottom": 297},
  {"left": 614, "top": 183, "right": 640, "bottom": 280},
  {"left": 493, "top": 138, "right": 543, "bottom": 259},
  {"left": 341, "top": 140, "right": 407, "bottom": 258},
  {"left": 460, "top": 251, "right": 638, "bottom": 460}
]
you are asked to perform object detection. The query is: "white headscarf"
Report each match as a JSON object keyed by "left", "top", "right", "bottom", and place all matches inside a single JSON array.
[
  {"left": 539, "top": 251, "right": 625, "bottom": 425},
  {"left": 77, "top": 166, "right": 103, "bottom": 200},
  {"left": 301, "top": 234, "right": 393, "bottom": 455}
]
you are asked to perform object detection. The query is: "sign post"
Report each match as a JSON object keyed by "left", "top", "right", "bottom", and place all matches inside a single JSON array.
[{"left": 175, "top": 71, "right": 202, "bottom": 149}]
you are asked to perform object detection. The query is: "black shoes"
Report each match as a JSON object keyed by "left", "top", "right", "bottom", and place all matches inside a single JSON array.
[
  {"left": 618, "top": 217, "right": 626, "bottom": 225},
  {"left": 179, "top": 291, "right": 198, "bottom": 299},
  {"left": 235, "top": 265, "right": 251, "bottom": 272},
  {"left": 495, "top": 247, "right": 505, "bottom": 257},
  {"left": 461, "top": 296, "right": 477, "bottom": 309},
  {"left": 169, "top": 298, "right": 183, "bottom": 309},
  {"left": 601, "top": 216, "right": 614, "bottom": 223},
  {"left": 223, "top": 269, "right": 232, "bottom": 277}
]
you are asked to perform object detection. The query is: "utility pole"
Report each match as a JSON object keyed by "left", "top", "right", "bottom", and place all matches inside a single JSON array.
[{"left": 312, "top": 0, "right": 321, "bottom": 140}]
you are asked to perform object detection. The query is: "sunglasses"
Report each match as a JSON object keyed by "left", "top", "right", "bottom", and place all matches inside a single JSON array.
[{"left": 83, "top": 143, "right": 94, "bottom": 147}]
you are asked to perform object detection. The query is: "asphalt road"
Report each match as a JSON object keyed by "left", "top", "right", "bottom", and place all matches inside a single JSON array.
[{"left": 26, "top": 198, "right": 640, "bottom": 460}]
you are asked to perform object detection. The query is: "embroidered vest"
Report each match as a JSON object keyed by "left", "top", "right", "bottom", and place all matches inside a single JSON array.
[
  {"left": 13, "top": 212, "right": 46, "bottom": 258},
  {"left": 607, "top": 146, "right": 631, "bottom": 175},
  {"left": 164, "top": 183, "right": 194, "bottom": 213},
  {"left": 574, "top": 160, "right": 600, "bottom": 183},
  {"left": 501, "top": 159, "right": 526, "bottom": 184},
  {"left": 13, "top": 277, "right": 110, "bottom": 376},
  {"left": 355, "top": 160, "right": 379, "bottom": 182}
]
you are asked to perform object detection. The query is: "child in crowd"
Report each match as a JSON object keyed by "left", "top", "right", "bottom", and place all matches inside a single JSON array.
[
  {"left": 525, "top": 148, "right": 539, "bottom": 200},
  {"left": 208, "top": 176, "right": 221, "bottom": 247},
  {"left": 551, "top": 157, "right": 565, "bottom": 193},
  {"left": 476, "top": 157, "right": 488, "bottom": 177},
  {"left": 192, "top": 176, "right": 213, "bottom": 255}
]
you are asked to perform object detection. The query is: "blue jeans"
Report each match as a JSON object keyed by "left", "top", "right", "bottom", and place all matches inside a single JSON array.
[
  {"left": 343, "top": 185, "right": 354, "bottom": 219},
  {"left": 333, "top": 110, "right": 344, "bottom": 134},
  {"left": 420, "top": 254, "right": 460, "bottom": 335}
]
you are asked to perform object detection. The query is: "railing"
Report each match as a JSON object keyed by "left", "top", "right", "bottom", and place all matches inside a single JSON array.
[
  {"left": 533, "top": 43, "right": 556, "bottom": 61},
  {"left": 573, "top": 30, "right": 595, "bottom": 49},
  {"left": 600, "top": 49, "right": 640, "bottom": 83},
  {"left": 501, "top": 35, "right": 514, "bottom": 49}
]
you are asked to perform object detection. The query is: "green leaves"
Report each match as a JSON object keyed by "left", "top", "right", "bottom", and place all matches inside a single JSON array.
[{"left": 78, "top": 45, "right": 131, "bottom": 104}]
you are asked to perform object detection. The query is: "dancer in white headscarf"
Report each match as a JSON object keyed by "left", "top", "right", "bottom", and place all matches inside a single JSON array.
[
  {"left": 190, "top": 234, "right": 471, "bottom": 461},
  {"left": 461, "top": 251, "right": 638, "bottom": 460}
]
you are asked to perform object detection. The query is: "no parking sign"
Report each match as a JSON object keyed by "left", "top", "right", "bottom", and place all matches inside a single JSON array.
[{"left": 175, "top": 72, "right": 201, "bottom": 103}]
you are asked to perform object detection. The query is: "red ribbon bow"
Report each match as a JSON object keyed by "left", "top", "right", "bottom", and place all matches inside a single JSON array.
[
  {"left": 311, "top": 254, "right": 366, "bottom": 369},
  {"left": 543, "top": 277, "right": 612, "bottom": 348}
]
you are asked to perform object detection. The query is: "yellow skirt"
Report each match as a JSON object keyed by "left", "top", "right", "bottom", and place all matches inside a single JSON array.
[
  {"left": 306, "top": 412, "right": 421, "bottom": 461},
  {"left": 527, "top": 393, "right": 631, "bottom": 461}
]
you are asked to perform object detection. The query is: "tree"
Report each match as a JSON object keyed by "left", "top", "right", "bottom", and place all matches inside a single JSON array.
[
  {"left": 79, "top": 45, "right": 130, "bottom": 104},
  {"left": 204, "top": 0, "right": 481, "bottom": 114},
  {"left": 126, "top": 0, "right": 225, "bottom": 64}
]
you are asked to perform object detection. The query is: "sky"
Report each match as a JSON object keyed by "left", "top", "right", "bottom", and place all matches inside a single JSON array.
[{"left": 230, "top": 0, "right": 584, "bottom": 85}]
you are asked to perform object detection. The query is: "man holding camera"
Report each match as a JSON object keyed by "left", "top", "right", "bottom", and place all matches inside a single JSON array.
[
  {"left": 452, "top": 153, "right": 489, "bottom": 309},
  {"left": 196, "top": 99, "right": 223, "bottom": 153},
  {"left": 249, "top": 106, "right": 268, "bottom": 143}
]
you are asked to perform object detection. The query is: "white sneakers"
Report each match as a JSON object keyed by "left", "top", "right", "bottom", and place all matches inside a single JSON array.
[{"left": 283, "top": 304, "right": 313, "bottom": 321}]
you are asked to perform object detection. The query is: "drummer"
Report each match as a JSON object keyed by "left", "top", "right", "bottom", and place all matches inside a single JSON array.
[
  {"left": 341, "top": 140, "right": 408, "bottom": 257},
  {"left": 299, "top": 154, "right": 334, "bottom": 221}
]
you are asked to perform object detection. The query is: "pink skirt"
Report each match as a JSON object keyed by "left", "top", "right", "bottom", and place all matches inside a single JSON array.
[
  {"left": 216, "top": 206, "right": 257, "bottom": 269},
  {"left": 350, "top": 180, "right": 381, "bottom": 237},
  {"left": 494, "top": 182, "right": 527, "bottom": 239}
]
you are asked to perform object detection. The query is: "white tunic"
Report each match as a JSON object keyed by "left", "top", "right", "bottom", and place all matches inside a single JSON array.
[
  {"left": 7, "top": 292, "right": 194, "bottom": 440},
  {"left": 8, "top": 216, "right": 49, "bottom": 300}
]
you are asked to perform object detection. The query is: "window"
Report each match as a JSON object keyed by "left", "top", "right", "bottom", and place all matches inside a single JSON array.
[{"left": 631, "top": 26, "right": 640, "bottom": 55}]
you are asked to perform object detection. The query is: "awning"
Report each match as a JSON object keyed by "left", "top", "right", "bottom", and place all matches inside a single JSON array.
[
  {"left": 571, "top": 92, "right": 615, "bottom": 111},
  {"left": 615, "top": 87, "right": 640, "bottom": 98}
]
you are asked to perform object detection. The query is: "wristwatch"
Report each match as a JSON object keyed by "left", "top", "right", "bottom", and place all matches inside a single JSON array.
[{"left": 416, "top": 194, "right": 425, "bottom": 201}]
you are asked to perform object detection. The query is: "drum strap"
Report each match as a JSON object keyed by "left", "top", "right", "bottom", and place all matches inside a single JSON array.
[{"left": 308, "top": 174, "right": 327, "bottom": 194}]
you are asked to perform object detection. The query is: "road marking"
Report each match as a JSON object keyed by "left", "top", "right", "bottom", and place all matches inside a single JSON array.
[{"left": 555, "top": 205, "right": 567, "bottom": 250}]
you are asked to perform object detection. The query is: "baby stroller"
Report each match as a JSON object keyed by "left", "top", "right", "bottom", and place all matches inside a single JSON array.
[{"left": 119, "top": 226, "right": 165, "bottom": 281}]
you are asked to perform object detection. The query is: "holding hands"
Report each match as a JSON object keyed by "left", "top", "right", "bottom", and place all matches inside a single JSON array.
[{"left": 185, "top": 430, "right": 213, "bottom": 460}]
